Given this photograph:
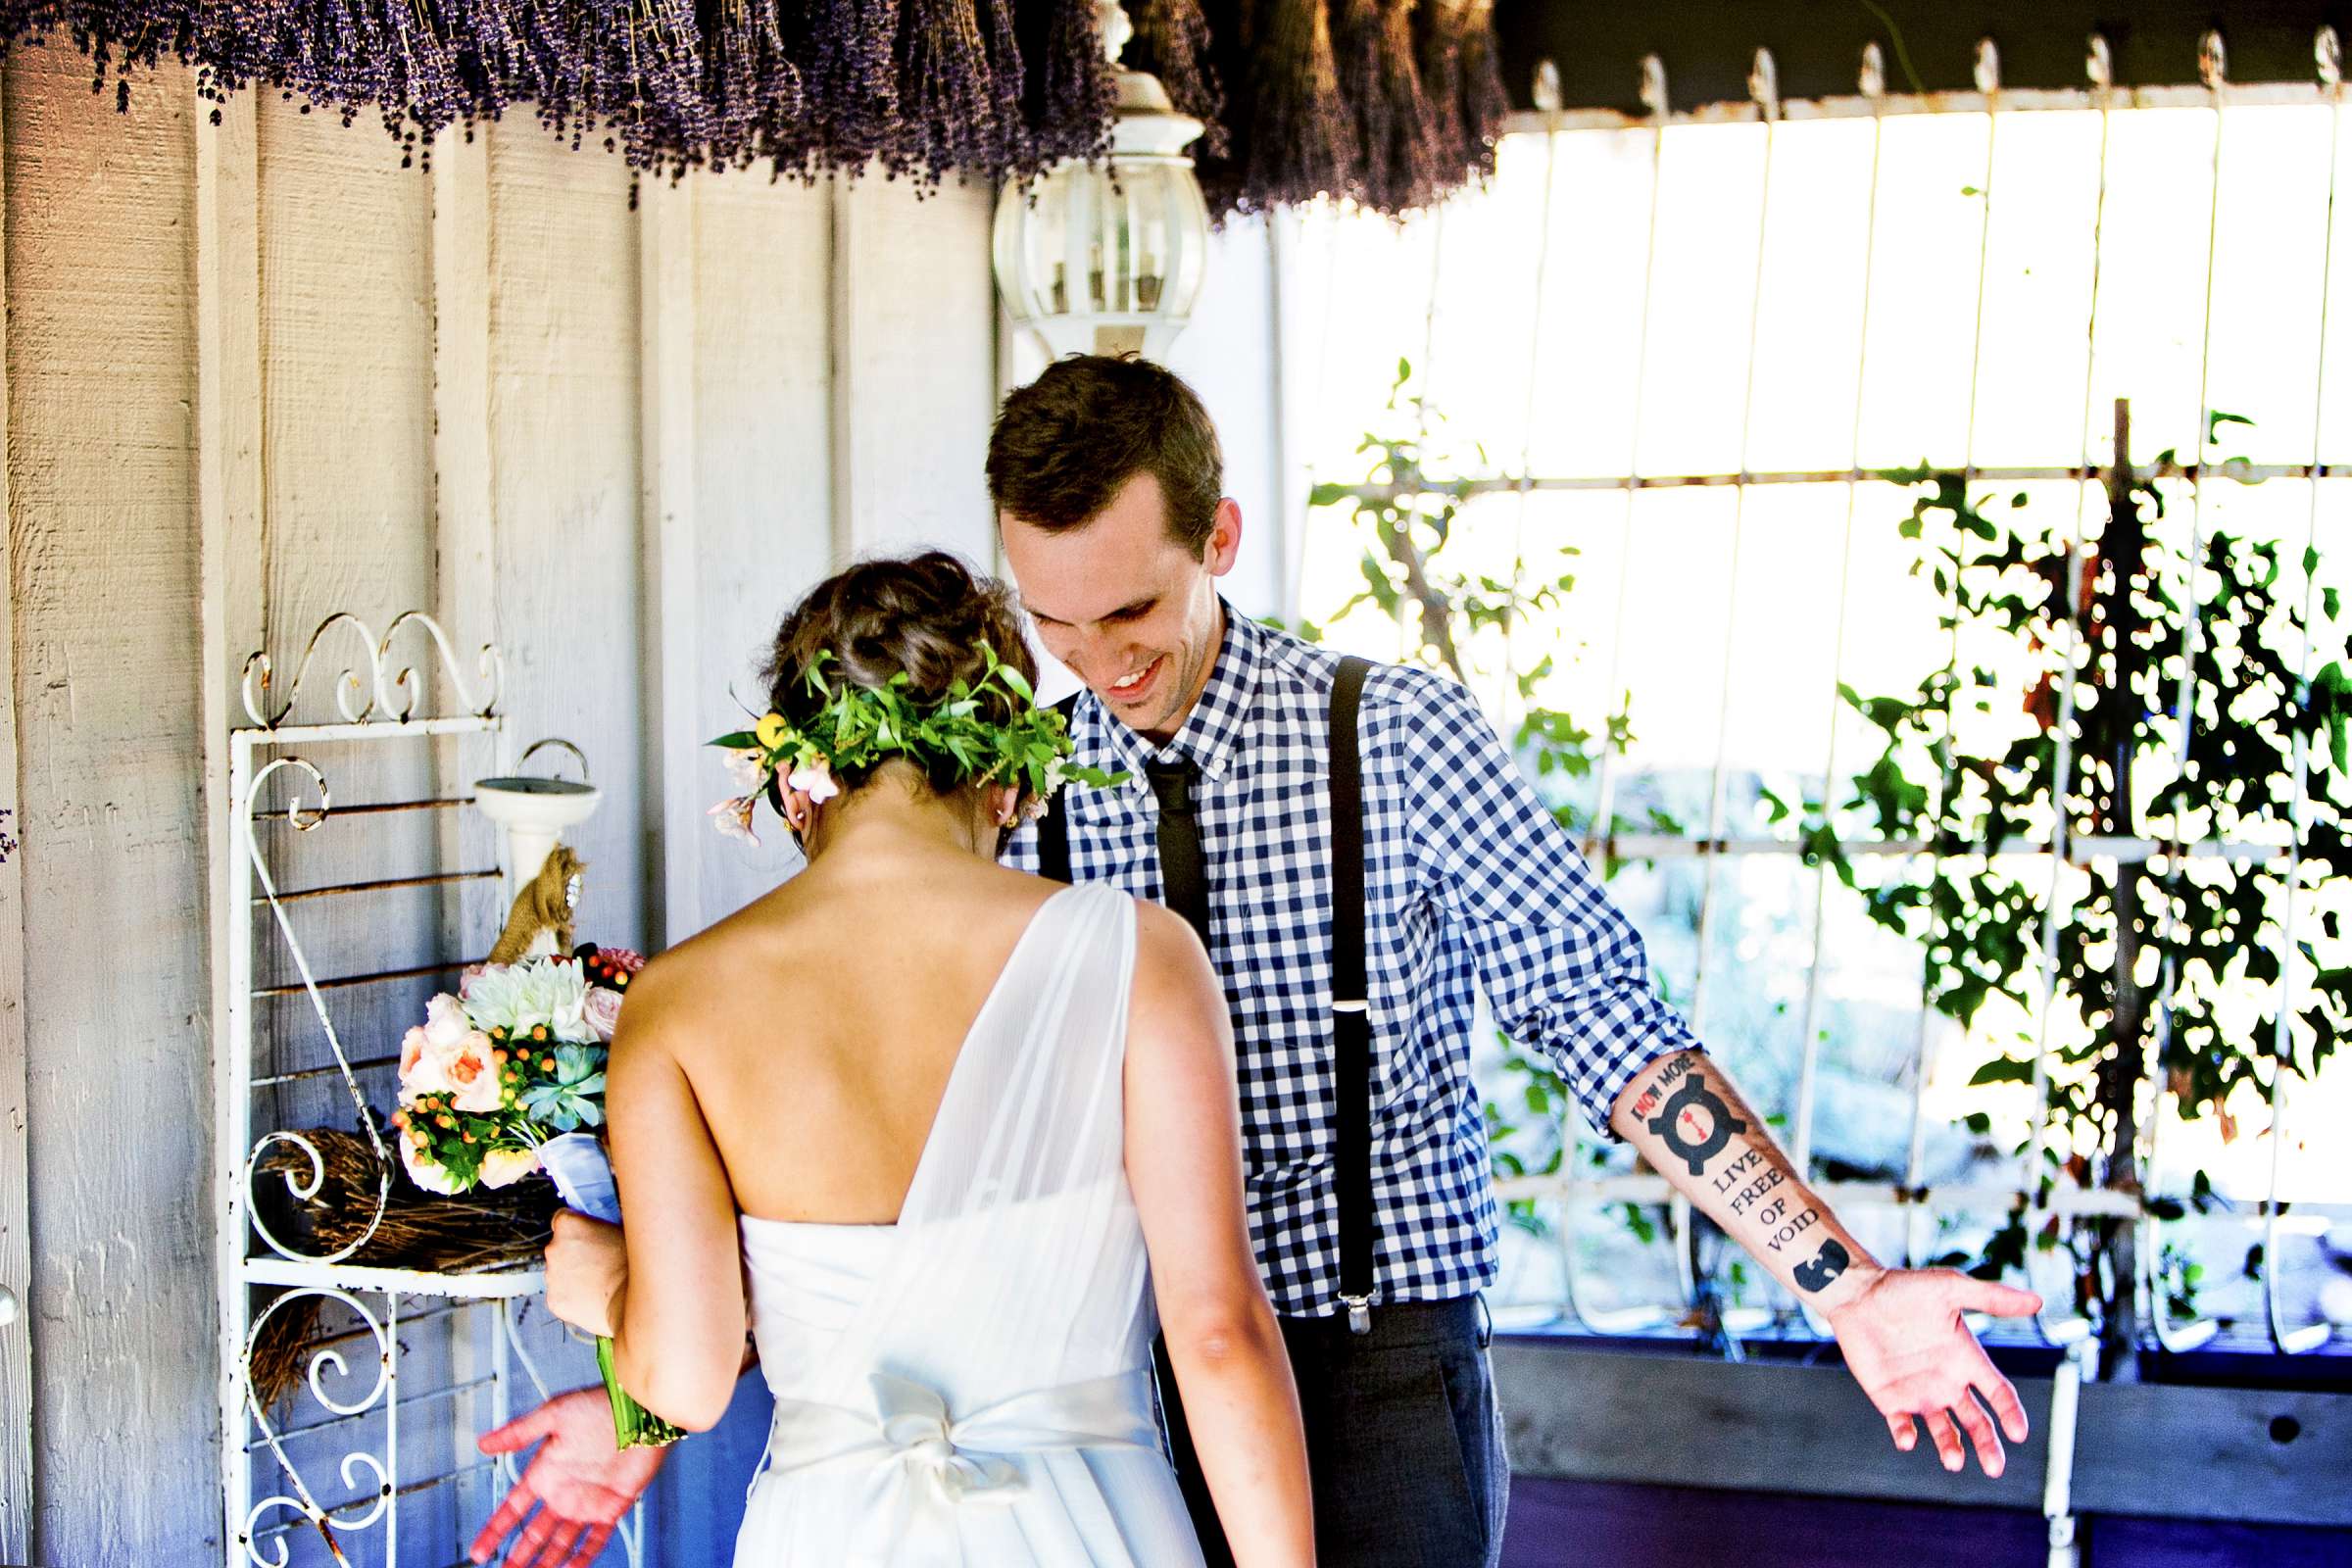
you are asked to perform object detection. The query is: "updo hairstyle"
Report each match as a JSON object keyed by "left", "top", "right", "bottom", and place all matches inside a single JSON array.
[{"left": 760, "top": 551, "right": 1040, "bottom": 799}]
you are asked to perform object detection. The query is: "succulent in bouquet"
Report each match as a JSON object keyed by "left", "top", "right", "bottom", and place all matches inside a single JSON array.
[{"left": 394, "top": 941, "right": 683, "bottom": 1448}]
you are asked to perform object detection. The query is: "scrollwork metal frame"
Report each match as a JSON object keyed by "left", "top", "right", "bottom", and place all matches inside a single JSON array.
[
  {"left": 218, "top": 615, "right": 636, "bottom": 1568},
  {"left": 241, "top": 612, "right": 502, "bottom": 731}
]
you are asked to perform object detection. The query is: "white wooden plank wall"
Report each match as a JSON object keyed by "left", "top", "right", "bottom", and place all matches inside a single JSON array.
[
  {"left": 4, "top": 42, "right": 218, "bottom": 1557},
  {"left": 0, "top": 64, "right": 31, "bottom": 1566},
  {"left": 0, "top": 58, "right": 1044, "bottom": 1561},
  {"left": 692, "top": 173, "right": 833, "bottom": 925}
]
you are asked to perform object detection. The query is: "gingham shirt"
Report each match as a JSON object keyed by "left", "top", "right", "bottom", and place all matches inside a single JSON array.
[{"left": 1006, "top": 606, "right": 1703, "bottom": 1316}]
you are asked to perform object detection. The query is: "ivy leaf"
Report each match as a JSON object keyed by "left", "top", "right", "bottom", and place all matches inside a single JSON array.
[{"left": 2206, "top": 409, "right": 2255, "bottom": 443}]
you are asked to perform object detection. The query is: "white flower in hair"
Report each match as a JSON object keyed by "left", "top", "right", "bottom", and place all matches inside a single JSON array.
[
  {"left": 710, "top": 795, "right": 759, "bottom": 846},
  {"left": 722, "top": 747, "right": 766, "bottom": 794},
  {"left": 787, "top": 759, "right": 841, "bottom": 805}
]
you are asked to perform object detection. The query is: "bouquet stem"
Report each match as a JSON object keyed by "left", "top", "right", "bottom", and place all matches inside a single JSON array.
[{"left": 595, "top": 1333, "right": 686, "bottom": 1449}]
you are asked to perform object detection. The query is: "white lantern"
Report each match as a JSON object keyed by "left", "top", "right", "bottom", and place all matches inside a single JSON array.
[{"left": 992, "top": 0, "right": 1211, "bottom": 362}]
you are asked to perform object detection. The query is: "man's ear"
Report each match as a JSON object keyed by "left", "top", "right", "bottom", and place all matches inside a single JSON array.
[{"left": 1205, "top": 499, "right": 1245, "bottom": 578}]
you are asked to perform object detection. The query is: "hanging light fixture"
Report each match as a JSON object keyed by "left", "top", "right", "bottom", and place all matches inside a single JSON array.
[{"left": 992, "top": 0, "right": 1211, "bottom": 361}]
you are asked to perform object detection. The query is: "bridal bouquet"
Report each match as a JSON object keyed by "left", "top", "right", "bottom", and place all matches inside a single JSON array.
[{"left": 394, "top": 942, "right": 684, "bottom": 1448}]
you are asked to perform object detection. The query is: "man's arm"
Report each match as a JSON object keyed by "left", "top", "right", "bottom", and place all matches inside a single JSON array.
[
  {"left": 1388, "top": 669, "right": 2041, "bottom": 1475},
  {"left": 1608, "top": 1048, "right": 2043, "bottom": 1476}
]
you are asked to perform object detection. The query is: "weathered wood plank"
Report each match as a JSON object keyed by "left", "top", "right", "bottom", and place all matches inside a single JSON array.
[
  {"left": 829, "top": 171, "right": 997, "bottom": 564},
  {"left": 484, "top": 124, "right": 647, "bottom": 950},
  {"left": 5, "top": 45, "right": 216, "bottom": 1560},
  {"left": 690, "top": 172, "right": 829, "bottom": 924},
  {"left": 193, "top": 77, "right": 262, "bottom": 1566},
  {"left": 428, "top": 122, "right": 502, "bottom": 951},
  {"left": 0, "top": 61, "right": 31, "bottom": 1567},
  {"left": 638, "top": 174, "right": 702, "bottom": 947}
]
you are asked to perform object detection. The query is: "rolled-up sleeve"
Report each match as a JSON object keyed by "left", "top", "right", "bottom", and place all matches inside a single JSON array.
[{"left": 1390, "top": 668, "right": 1704, "bottom": 1137}]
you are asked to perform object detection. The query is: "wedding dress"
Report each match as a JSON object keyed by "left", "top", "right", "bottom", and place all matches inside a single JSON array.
[{"left": 732, "top": 883, "right": 1207, "bottom": 1566}]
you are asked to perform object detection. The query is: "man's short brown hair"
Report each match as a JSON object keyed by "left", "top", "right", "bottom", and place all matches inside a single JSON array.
[{"left": 986, "top": 355, "right": 1224, "bottom": 555}]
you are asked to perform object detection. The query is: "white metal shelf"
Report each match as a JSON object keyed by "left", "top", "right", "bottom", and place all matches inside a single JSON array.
[{"left": 240, "top": 1258, "right": 548, "bottom": 1300}]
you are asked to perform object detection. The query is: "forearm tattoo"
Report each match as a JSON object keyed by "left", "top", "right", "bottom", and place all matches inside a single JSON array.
[
  {"left": 1639, "top": 1068, "right": 1746, "bottom": 1177},
  {"left": 1631, "top": 1054, "right": 1853, "bottom": 1295},
  {"left": 1792, "top": 1238, "right": 1851, "bottom": 1294}
]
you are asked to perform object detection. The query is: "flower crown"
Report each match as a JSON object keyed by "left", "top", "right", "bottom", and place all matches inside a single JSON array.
[{"left": 707, "top": 644, "right": 1124, "bottom": 845}]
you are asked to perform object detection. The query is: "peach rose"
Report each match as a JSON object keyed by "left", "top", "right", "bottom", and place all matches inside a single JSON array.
[
  {"left": 399, "top": 1024, "right": 452, "bottom": 1097},
  {"left": 443, "top": 1031, "right": 504, "bottom": 1115}
]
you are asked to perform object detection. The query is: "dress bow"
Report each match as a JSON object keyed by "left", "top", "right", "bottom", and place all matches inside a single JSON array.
[
  {"left": 759, "top": 1364, "right": 1161, "bottom": 1565},
  {"left": 870, "top": 1371, "right": 1028, "bottom": 1507}
]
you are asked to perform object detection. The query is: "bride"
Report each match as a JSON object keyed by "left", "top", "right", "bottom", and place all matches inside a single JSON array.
[{"left": 539, "top": 552, "right": 1314, "bottom": 1566}]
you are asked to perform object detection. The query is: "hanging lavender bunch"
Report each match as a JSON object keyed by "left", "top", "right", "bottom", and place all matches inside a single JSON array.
[
  {"left": 1451, "top": 0, "right": 1506, "bottom": 180},
  {"left": 591, "top": 0, "right": 717, "bottom": 172},
  {"left": 884, "top": 0, "right": 1018, "bottom": 187},
  {"left": 1122, "top": 0, "right": 1221, "bottom": 158},
  {"left": 697, "top": 0, "right": 804, "bottom": 173},
  {"left": 1188, "top": 0, "right": 1253, "bottom": 219},
  {"left": 787, "top": 0, "right": 901, "bottom": 175},
  {"left": 0, "top": 0, "right": 1182, "bottom": 190},
  {"left": 1333, "top": 0, "right": 1441, "bottom": 213},
  {"left": 1238, "top": 0, "right": 1352, "bottom": 211},
  {"left": 1024, "top": 0, "right": 1111, "bottom": 174},
  {"left": 1415, "top": 0, "right": 1504, "bottom": 185}
]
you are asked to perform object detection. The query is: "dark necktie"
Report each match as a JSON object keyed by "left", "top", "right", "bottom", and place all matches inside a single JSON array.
[{"left": 1147, "top": 758, "right": 1209, "bottom": 948}]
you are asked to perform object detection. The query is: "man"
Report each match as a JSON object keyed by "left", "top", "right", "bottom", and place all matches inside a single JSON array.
[{"left": 472, "top": 357, "right": 2040, "bottom": 1568}]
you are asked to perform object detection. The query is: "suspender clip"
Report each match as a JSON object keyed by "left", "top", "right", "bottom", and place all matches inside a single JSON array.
[{"left": 1341, "top": 1293, "right": 1375, "bottom": 1336}]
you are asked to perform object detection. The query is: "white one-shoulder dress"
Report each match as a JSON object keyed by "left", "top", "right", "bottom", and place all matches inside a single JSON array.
[{"left": 732, "top": 884, "right": 1207, "bottom": 1567}]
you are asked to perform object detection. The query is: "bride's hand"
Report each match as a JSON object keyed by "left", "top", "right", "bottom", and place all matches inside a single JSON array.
[{"left": 544, "top": 1209, "right": 629, "bottom": 1338}]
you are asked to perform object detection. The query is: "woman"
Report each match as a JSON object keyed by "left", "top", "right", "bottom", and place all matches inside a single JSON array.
[{"left": 540, "top": 552, "right": 1314, "bottom": 1566}]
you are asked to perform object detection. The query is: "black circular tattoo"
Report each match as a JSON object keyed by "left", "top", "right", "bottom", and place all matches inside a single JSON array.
[{"left": 1645, "top": 1072, "right": 1747, "bottom": 1176}]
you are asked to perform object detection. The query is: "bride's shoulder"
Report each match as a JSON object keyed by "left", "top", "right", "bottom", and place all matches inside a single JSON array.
[
  {"left": 1125, "top": 897, "right": 1220, "bottom": 1024},
  {"left": 605, "top": 904, "right": 805, "bottom": 1051}
]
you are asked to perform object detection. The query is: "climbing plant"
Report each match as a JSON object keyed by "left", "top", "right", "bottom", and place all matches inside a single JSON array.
[
  {"left": 1781, "top": 408, "right": 2352, "bottom": 1365},
  {"left": 1305, "top": 373, "right": 2352, "bottom": 1364}
]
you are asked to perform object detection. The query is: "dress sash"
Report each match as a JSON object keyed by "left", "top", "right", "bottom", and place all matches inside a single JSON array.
[{"left": 755, "top": 1365, "right": 1160, "bottom": 1566}]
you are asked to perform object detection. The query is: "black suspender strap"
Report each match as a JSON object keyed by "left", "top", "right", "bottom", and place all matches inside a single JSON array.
[
  {"left": 1046, "top": 667, "right": 1377, "bottom": 1333},
  {"left": 1038, "top": 693, "right": 1081, "bottom": 884},
  {"left": 1328, "top": 656, "right": 1376, "bottom": 1334}
]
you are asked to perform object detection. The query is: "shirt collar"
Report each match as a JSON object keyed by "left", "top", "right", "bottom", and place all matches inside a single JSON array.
[{"left": 1079, "top": 599, "right": 1264, "bottom": 785}]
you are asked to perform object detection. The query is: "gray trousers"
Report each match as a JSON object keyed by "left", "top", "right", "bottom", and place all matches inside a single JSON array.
[{"left": 1154, "top": 1296, "right": 1509, "bottom": 1567}]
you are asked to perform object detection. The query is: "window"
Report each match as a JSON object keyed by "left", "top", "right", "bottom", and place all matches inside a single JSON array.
[{"left": 1288, "top": 86, "right": 2352, "bottom": 1347}]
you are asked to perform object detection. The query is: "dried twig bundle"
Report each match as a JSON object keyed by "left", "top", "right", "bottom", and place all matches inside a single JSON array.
[{"left": 243, "top": 1129, "right": 557, "bottom": 1411}]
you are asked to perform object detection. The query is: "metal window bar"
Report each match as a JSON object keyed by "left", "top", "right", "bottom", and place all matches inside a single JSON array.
[
  {"left": 2252, "top": 30, "right": 2346, "bottom": 1357},
  {"left": 1462, "top": 32, "right": 2350, "bottom": 1350}
]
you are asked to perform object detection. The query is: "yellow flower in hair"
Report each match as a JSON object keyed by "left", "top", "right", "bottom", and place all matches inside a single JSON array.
[{"left": 755, "top": 712, "right": 791, "bottom": 752}]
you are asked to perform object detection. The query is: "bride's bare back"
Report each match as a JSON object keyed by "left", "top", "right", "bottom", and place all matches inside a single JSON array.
[{"left": 625, "top": 838, "right": 1063, "bottom": 1225}]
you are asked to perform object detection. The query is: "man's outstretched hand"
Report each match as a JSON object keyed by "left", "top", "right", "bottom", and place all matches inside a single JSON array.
[
  {"left": 470, "top": 1386, "right": 666, "bottom": 1567},
  {"left": 1825, "top": 1267, "right": 2044, "bottom": 1479}
]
